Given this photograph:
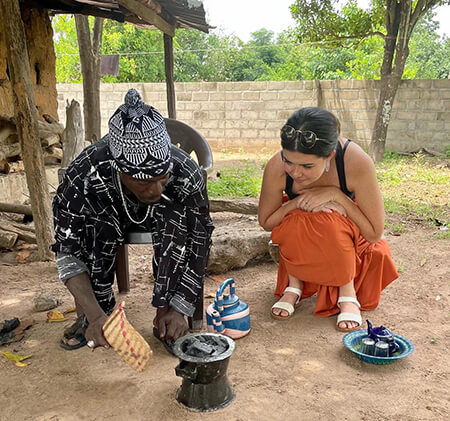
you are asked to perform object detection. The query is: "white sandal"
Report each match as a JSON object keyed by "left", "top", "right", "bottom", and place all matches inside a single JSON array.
[
  {"left": 336, "top": 296, "right": 362, "bottom": 332},
  {"left": 271, "top": 286, "right": 302, "bottom": 320}
]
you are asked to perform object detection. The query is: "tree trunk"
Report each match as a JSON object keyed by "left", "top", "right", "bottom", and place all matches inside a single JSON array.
[
  {"left": 369, "top": 75, "right": 401, "bottom": 162},
  {"left": 369, "top": 0, "right": 402, "bottom": 162},
  {"left": 369, "top": 0, "right": 437, "bottom": 162},
  {"left": 62, "top": 99, "right": 84, "bottom": 167},
  {"left": 0, "top": 0, "right": 53, "bottom": 260},
  {"left": 164, "top": 33, "right": 176, "bottom": 119},
  {"left": 75, "top": 15, "right": 103, "bottom": 143}
]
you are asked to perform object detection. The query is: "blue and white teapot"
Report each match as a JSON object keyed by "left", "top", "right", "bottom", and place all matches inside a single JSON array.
[{"left": 206, "top": 278, "right": 250, "bottom": 339}]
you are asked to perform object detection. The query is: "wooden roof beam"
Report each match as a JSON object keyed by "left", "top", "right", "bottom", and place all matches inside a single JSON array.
[{"left": 118, "top": 0, "right": 175, "bottom": 36}]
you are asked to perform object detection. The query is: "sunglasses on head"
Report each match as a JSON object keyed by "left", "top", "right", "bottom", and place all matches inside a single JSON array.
[{"left": 280, "top": 124, "right": 326, "bottom": 149}]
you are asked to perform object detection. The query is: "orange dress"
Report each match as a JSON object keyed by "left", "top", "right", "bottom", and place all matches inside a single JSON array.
[{"left": 271, "top": 209, "right": 398, "bottom": 317}]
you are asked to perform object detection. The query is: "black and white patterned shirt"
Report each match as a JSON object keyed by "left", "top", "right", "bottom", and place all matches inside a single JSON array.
[{"left": 52, "top": 137, "right": 214, "bottom": 317}]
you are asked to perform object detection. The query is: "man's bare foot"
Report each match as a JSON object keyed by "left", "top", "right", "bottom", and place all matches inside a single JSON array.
[{"left": 60, "top": 315, "right": 88, "bottom": 350}]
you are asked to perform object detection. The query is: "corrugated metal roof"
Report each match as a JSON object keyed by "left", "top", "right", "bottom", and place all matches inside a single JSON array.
[{"left": 21, "top": 0, "right": 211, "bottom": 33}]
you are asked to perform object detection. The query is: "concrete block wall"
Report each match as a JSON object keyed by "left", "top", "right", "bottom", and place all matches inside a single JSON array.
[{"left": 57, "top": 79, "right": 450, "bottom": 152}]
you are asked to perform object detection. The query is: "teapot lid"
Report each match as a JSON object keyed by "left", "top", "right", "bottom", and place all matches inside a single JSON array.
[
  {"left": 367, "top": 319, "right": 394, "bottom": 338},
  {"left": 222, "top": 293, "right": 239, "bottom": 306}
]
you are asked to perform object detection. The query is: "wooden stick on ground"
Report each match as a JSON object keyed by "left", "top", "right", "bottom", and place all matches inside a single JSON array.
[
  {"left": 0, "top": 229, "right": 18, "bottom": 249},
  {"left": 0, "top": 222, "right": 36, "bottom": 244},
  {"left": 209, "top": 198, "right": 259, "bottom": 215},
  {"left": 0, "top": 202, "right": 33, "bottom": 216}
]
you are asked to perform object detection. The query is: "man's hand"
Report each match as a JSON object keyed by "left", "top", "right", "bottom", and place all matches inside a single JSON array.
[
  {"left": 154, "top": 306, "right": 189, "bottom": 343},
  {"left": 65, "top": 272, "right": 110, "bottom": 351},
  {"left": 85, "top": 313, "right": 110, "bottom": 350}
]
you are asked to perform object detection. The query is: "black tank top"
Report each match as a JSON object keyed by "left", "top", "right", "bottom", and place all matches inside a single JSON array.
[{"left": 284, "top": 139, "right": 354, "bottom": 200}]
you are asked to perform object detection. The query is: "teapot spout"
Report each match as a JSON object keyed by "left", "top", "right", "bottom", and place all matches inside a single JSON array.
[{"left": 366, "top": 319, "right": 373, "bottom": 335}]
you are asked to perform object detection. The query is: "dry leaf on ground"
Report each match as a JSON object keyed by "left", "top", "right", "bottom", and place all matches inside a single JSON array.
[
  {"left": 15, "top": 243, "right": 36, "bottom": 251},
  {"left": 15, "top": 250, "right": 31, "bottom": 264},
  {"left": 46, "top": 311, "right": 69, "bottom": 322},
  {"left": 14, "top": 361, "right": 30, "bottom": 367},
  {"left": 1, "top": 351, "right": 32, "bottom": 363},
  {"left": 63, "top": 307, "right": 76, "bottom": 314}
]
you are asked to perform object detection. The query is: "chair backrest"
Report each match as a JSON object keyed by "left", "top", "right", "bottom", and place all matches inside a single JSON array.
[{"left": 164, "top": 118, "right": 213, "bottom": 174}]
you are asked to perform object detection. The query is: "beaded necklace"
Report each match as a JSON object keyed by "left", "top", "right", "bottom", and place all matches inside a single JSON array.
[{"left": 115, "top": 170, "right": 151, "bottom": 224}]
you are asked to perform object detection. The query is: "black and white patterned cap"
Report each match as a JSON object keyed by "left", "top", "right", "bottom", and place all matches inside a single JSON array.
[{"left": 108, "top": 89, "right": 172, "bottom": 179}]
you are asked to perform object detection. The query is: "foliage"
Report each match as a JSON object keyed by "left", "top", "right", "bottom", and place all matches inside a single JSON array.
[
  {"left": 405, "top": 13, "right": 450, "bottom": 78},
  {"left": 51, "top": 8, "right": 450, "bottom": 83},
  {"left": 102, "top": 20, "right": 165, "bottom": 82},
  {"left": 289, "top": 0, "right": 384, "bottom": 45},
  {"left": 289, "top": 0, "right": 450, "bottom": 161},
  {"left": 53, "top": 15, "right": 82, "bottom": 82}
]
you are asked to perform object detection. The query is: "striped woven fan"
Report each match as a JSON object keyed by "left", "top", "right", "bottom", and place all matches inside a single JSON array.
[{"left": 102, "top": 301, "right": 152, "bottom": 372}]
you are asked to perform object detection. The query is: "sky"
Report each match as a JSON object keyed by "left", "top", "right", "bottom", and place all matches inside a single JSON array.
[{"left": 203, "top": 0, "right": 450, "bottom": 42}]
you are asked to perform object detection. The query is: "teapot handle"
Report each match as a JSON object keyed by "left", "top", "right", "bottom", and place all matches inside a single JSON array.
[{"left": 215, "top": 278, "right": 236, "bottom": 312}]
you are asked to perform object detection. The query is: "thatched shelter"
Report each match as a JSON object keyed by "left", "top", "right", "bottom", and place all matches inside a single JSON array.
[
  {"left": 0, "top": 0, "right": 210, "bottom": 259},
  {"left": 0, "top": 0, "right": 211, "bottom": 121}
]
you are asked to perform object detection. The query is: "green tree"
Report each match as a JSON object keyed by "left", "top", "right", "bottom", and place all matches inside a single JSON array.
[
  {"left": 248, "top": 29, "right": 284, "bottom": 68},
  {"left": 173, "top": 30, "right": 239, "bottom": 81},
  {"left": 53, "top": 15, "right": 82, "bottom": 82},
  {"left": 290, "top": 0, "right": 450, "bottom": 161},
  {"left": 102, "top": 19, "right": 165, "bottom": 82},
  {"left": 405, "top": 13, "right": 450, "bottom": 78}
]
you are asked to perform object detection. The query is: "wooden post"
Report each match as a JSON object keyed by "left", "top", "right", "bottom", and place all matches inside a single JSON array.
[
  {"left": 164, "top": 33, "right": 176, "bottom": 119},
  {"left": 63, "top": 99, "right": 84, "bottom": 167},
  {"left": 0, "top": 0, "right": 53, "bottom": 260},
  {"left": 75, "top": 15, "right": 103, "bottom": 143}
]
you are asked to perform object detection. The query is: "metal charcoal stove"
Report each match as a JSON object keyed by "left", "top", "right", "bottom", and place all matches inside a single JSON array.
[{"left": 172, "top": 332, "right": 236, "bottom": 412}]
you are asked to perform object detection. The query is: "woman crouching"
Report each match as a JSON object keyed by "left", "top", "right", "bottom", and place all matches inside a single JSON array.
[{"left": 258, "top": 106, "right": 398, "bottom": 331}]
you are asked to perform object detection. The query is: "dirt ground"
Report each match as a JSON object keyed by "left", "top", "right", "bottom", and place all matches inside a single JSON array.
[{"left": 0, "top": 212, "right": 449, "bottom": 421}]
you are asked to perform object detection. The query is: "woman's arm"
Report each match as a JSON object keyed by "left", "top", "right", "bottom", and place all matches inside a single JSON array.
[
  {"left": 258, "top": 156, "right": 298, "bottom": 231},
  {"left": 339, "top": 151, "right": 385, "bottom": 242},
  {"left": 297, "top": 146, "right": 384, "bottom": 242}
]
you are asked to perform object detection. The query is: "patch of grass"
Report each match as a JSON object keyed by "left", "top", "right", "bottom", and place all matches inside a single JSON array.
[
  {"left": 391, "top": 222, "right": 407, "bottom": 234},
  {"left": 378, "top": 153, "right": 450, "bottom": 225},
  {"left": 383, "top": 198, "right": 445, "bottom": 222},
  {"left": 208, "top": 161, "right": 263, "bottom": 198},
  {"left": 382, "top": 149, "right": 405, "bottom": 161},
  {"left": 434, "top": 230, "right": 450, "bottom": 239},
  {"left": 208, "top": 150, "right": 450, "bottom": 226},
  {"left": 443, "top": 145, "right": 450, "bottom": 158}
]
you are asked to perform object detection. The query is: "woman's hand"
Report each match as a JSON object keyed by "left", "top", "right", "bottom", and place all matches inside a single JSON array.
[
  {"left": 294, "top": 186, "right": 340, "bottom": 212},
  {"left": 312, "top": 201, "right": 347, "bottom": 216}
]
